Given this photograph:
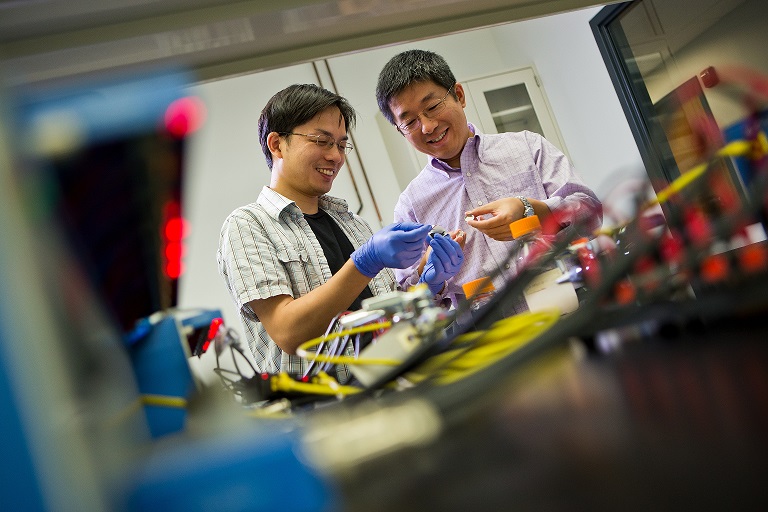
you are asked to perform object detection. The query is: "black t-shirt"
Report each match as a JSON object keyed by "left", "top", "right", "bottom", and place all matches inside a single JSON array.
[{"left": 304, "top": 209, "right": 374, "bottom": 312}]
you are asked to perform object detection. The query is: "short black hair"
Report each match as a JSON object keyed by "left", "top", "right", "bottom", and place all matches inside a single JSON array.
[
  {"left": 375, "top": 49, "right": 457, "bottom": 126},
  {"left": 258, "top": 84, "right": 356, "bottom": 169}
]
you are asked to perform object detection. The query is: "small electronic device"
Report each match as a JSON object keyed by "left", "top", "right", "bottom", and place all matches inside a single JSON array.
[{"left": 429, "top": 225, "right": 447, "bottom": 238}]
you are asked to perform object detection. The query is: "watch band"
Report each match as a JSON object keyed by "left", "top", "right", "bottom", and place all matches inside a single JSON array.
[{"left": 516, "top": 196, "right": 534, "bottom": 218}]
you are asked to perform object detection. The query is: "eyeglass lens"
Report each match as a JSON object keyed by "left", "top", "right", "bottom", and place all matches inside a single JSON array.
[{"left": 400, "top": 85, "right": 453, "bottom": 134}]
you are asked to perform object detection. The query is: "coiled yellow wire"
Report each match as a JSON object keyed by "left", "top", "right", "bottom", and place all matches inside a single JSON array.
[
  {"left": 293, "top": 308, "right": 560, "bottom": 389},
  {"left": 268, "top": 371, "right": 362, "bottom": 396},
  {"left": 402, "top": 308, "right": 561, "bottom": 386},
  {"left": 295, "top": 320, "right": 395, "bottom": 366}
]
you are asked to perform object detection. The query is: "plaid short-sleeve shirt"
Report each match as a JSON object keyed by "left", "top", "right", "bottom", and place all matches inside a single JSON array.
[{"left": 217, "top": 186, "right": 396, "bottom": 377}]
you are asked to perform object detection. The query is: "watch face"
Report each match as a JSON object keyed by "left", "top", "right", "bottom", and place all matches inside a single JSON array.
[{"left": 517, "top": 196, "right": 534, "bottom": 217}]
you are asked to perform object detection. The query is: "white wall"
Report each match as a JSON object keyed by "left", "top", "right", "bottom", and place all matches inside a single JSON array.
[
  {"left": 489, "top": 7, "right": 647, "bottom": 200},
  {"left": 179, "top": 6, "right": 645, "bottom": 381}
]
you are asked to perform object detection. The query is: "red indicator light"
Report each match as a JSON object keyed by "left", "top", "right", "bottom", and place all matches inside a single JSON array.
[
  {"left": 739, "top": 244, "right": 767, "bottom": 273},
  {"left": 685, "top": 208, "right": 711, "bottom": 245},
  {"left": 161, "top": 203, "right": 190, "bottom": 279},
  {"left": 614, "top": 279, "right": 636, "bottom": 305},
  {"left": 700, "top": 254, "right": 728, "bottom": 282},
  {"left": 165, "top": 241, "right": 186, "bottom": 260},
  {"left": 165, "top": 259, "right": 184, "bottom": 279},
  {"left": 165, "top": 217, "right": 190, "bottom": 241},
  {"left": 164, "top": 96, "right": 206, "bottom": 138},
  {"left": 659, "top": 232, "right": 684, "bottom": 264}
]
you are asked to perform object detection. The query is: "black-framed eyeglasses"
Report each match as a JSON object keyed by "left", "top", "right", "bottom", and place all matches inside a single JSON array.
[
  {"left": 279, "top": 132, "right": 354, "bottom": 154},
  {"left": 397, "top": 84, "right": 455, "bottom": 135}
]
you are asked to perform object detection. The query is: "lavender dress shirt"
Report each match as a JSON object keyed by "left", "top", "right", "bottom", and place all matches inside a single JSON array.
[{"left": 393, "top": 125, "right": 602, "bottom": 307}]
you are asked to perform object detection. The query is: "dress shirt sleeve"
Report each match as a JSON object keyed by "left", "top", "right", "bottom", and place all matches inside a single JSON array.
[{"left": 528, "top": 131, "right": 603, "bottom": 235}]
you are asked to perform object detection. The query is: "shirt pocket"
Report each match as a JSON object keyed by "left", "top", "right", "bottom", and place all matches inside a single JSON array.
[
  {"left": 484, "top": 160, "right": 541, "bottom": 199},
  {"left": 275, "top": 245, "right": 319, "bottom": 296}
]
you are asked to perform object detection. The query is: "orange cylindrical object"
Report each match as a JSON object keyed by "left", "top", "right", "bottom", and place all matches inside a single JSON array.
[
  {"left": 510, "top": 215, "right": 541, "bottom": 238},
  {"left": 462, "top": 277, "right": 495, "bottom": 299}
]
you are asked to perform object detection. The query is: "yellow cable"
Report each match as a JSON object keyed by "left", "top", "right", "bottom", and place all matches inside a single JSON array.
[
  {"left": 141, "top": 394, "right": 187, "bottom": 408},
  {"left": 296, "top": 321, "right": 399, "bottom": 366},
  {"left": 271, "top": 371, "right": 362, "bottom": 396},
  {"left": 595, "top": 138, "right": 754, "bottom": 238},
  {"left": 296, "top": 309, "right": 559, "bottom": 387},
  {"left": 646, "top": 139, "right": 752, "bottom": 208},
  {"left": 403, "top": 309, "right": 560, "bottom": 386},
  {"left": 439, "top": 309, "right": 560, "bottom": 383},
  {"left": 754, "top": 131, "right": 768, "bottom": 159}
]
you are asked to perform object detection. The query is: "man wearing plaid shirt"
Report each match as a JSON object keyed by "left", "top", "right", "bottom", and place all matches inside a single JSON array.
[{"left": 217, "top": 84, "right": 463, "bottom": 378}]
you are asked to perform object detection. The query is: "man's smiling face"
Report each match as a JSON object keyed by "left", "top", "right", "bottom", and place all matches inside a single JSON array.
[
  {"left": 389, "top": 80, "right": 471, "bottom": 169},
  {"left": 271, "top": 105, "right": 348, "bottom": 210}
]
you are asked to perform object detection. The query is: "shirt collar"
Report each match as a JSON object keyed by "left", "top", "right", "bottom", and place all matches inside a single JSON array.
[
  {"left": 257, "top": 186, "right": 349, "bottom": 220},
  {"left": 318, "top": 194, "right": 350, "bottom": 213},
  {"left": 427, "top": 122, "right": 479, "bottom": 173}
]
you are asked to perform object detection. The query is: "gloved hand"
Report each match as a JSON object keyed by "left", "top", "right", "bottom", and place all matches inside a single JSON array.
[
  {"left": 351, "top": 222, "right": 432, "bottom": 278},
  {"left": 418, "top": 234, "right": 464, "bottom": 294}
]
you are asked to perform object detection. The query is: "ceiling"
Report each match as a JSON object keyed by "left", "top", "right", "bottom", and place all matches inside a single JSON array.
[{"left": 0, "top": 0, "right": 612, "bottom": 86}]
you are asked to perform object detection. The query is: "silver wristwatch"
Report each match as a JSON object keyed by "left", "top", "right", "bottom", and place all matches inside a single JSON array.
[{"left": 516, "top": 196, "right": 534, "bottom": 218}]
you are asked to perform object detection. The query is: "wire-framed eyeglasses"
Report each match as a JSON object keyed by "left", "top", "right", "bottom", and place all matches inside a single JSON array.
[
  {"left": 279, "top": 132, "right": 354, "bottom": 154},
  {"left": 397, "top": 84, "right": 456, "bottom": 135}
]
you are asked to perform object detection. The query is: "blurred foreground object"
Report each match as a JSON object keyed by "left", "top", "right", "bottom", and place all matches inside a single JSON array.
[{"left": 126, "top": 308, "right": 222, "bottom": 438}]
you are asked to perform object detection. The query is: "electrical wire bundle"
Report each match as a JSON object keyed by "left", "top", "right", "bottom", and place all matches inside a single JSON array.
[
  {"left": 400, "top": 309, "right": 561, "bottom": 387},
  {"left": 298, "top": 310, "right": 392, "bottom": 383},
  {"left": 220, "top": 281, "right": 565, "bottom": 413},
  {"left": 591, "top": 72, "right": 768, "bottom": 311},
  {"left": 222, "top": 213, "right": 607, "bottom": 412}
]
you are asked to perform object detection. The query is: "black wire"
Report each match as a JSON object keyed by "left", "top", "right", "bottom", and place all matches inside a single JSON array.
[{"left": 212, "top": 328, "right": 260, "bottom": 400}]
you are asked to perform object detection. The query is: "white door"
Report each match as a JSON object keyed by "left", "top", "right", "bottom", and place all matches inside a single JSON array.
[{"left": 463, "top": 67, "right": 569, "bottom": 157}]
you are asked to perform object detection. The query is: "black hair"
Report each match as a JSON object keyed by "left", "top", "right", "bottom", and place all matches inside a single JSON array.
[
  {"left": 375, "top": 49, "right": 457, "bottom": 126},
  {"left": 258, "top": 84, "right": 357, "bottom": 169}
]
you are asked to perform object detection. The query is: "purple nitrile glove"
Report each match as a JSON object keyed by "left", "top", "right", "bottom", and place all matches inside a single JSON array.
[
  {"left": 418, "top": 234, "right": 464, "bottom": 294},
  {"left": 351, "top": 222, "right": 432, "bottom": 278}
]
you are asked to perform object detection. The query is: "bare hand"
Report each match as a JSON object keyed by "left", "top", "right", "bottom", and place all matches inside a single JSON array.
[
  {"left": 464, "top": 197, "right": 523, "bottom": 241},
  {"left": 448, "top": 229, "right": 467, "bottom": 248}
]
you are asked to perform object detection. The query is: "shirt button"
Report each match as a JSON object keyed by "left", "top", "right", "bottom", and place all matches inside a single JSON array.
[
  {"left": 477, "top": 200, "right": 483, "bottom": 206},
  {"left": 465, "top": 172, "right": 471, "bottom": 177},
  {"left": 505, "top": 264, "right": 510, "bottom": 269}
]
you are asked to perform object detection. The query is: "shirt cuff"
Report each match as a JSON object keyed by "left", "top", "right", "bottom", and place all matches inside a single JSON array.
[{"left": 542, "top": 196, "right": 563, "bottom": 215}]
